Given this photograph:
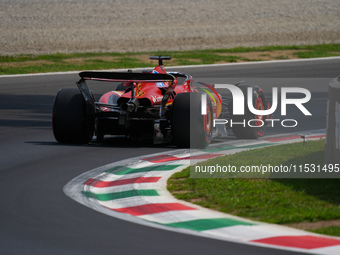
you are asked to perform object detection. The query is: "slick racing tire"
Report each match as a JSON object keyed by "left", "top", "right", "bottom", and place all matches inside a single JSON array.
[
  {"left": 230, "top": 86, "right": 266, "bottom": 139},
  {"left": 172, "top": 93, "right": 213, "bottom": 148},
  {"left": 52, "top": 88, "right": 94, "bottom": 144}
]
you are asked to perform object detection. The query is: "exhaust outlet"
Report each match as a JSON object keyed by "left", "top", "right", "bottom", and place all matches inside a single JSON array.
[{"left": 121, "top": 98, "right": 139, "bottom": 112}]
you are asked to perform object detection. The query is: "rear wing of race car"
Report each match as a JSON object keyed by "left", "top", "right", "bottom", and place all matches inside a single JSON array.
[
  {"left": 79, "top": 71, "right": 174, "bottom": 83},
  {"left": 76, "top": 71, "right": 176, "bottom": 118}
]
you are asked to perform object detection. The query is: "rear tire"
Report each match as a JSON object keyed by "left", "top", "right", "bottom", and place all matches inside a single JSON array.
[
  {"left": 52, "top": 88, "right": 94, "bottom": 144},
  {"left": 230, "top": 86, "right": 266, "bottom": 139},
  {"left": 172, "top": 93, "right": 213, "bottom": 148}
]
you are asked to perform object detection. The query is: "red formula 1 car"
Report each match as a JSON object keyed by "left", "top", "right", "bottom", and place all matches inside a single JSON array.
[{"left": 52, "top": 56, "right": 271, "bottom": 148}]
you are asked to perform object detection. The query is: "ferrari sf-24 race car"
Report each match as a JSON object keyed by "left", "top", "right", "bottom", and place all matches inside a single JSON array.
[{"left": 52, "top": 56, "right": 271, "bottom": 148}]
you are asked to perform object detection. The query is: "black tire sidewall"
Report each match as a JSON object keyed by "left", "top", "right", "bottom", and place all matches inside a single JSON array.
[
  {"left": 52, "top": 88, "right": 94, "bottom": 144},
  {"left": 172, "top": 93, "right": 213, "bottom": 148}
]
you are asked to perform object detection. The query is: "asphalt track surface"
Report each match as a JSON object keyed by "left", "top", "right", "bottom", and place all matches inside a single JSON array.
[{"left": 0, "top": 58, "right": 339, "bottom": 255}]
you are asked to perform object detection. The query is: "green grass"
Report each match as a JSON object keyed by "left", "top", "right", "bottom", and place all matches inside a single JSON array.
[
  {"left": 310, "top": 226, "right": 340, "bottom": 237},
  {"left": 1, "top": 43, "right": 340, "bottom": 75},
  {"left": 168, "top": 140, "right": 340, "bottom": 228},
  {"left": 0, "top": 55, "right": 152, "bottom": 75}
]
